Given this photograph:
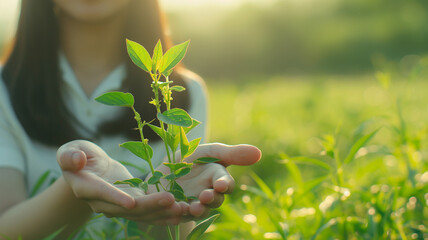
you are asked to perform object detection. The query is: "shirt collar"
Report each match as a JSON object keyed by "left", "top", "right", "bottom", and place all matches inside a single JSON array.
[{"left": 59, "top": 52, "right": 126, "bottom": 100}]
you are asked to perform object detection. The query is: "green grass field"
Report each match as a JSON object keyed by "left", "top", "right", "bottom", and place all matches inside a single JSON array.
[
  {"left": 203, "top": 74, "right": 428, "bottom": 239},
  {"left": 33, "top": 74, "right": 428, "bottom": 240}
]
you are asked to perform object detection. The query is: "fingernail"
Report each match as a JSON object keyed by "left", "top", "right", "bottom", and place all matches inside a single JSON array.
[
  {"left": 159, "top": 198, "right": 172, "bottom": 207},
  {"left": 71, "top": 152, "right": 81, "bottom": 165}
]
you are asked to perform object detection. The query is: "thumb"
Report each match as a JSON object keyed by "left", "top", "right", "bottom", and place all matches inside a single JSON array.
[
  {"left": 186, "top": 143, "right": 262, "bottom": 167},
  {"left": 57, "top": 148, "right": 87, "bottom": 172}
]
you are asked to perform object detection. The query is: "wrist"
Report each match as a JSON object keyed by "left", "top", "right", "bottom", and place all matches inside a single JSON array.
[{"left": 56, "top": 176, "right": 93, "bottom": 213}]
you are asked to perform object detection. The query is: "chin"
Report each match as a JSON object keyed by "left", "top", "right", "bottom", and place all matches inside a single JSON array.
[{"left": 55, "top": 0, "right": 130, "bottom": 23}]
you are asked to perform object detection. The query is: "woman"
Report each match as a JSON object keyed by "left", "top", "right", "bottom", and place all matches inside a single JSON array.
[{"left": 0, "top": 0, "right": 261, "bottom": 239}]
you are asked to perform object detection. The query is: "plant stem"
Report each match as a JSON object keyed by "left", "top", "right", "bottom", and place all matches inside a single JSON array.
[
  {"left": 160, "top": 122, "right": 173, "bottom": 164},
  {"left": 111, "top": 218, "right": 128, "bottom": 239},
  {"left": 175, "top": 224, "right": 180, "bottom": 240},
  {"left": 131, "top": 107, "right": 160, "bottom": 192},
  {"left": 151, "top": 78, "right": 173, "bottom": 165},
  {"left": 167, "top": 226, "right": 174, "bottom": 240}
]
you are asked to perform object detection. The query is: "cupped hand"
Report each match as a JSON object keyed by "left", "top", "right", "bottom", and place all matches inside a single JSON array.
[
  {"left": 57, "top": 140, "right": 187, "bottom": 225},
  {"left": 148, "top": 143, "right": 261, "bottom": 219}
]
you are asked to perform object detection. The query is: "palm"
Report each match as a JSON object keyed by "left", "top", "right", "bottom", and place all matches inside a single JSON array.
[
  {"left": 147, "top": 163, "right": 222, "bottom": 198},
  {"left": 176, "top": 164, "right": 218, "bottom": 197}
]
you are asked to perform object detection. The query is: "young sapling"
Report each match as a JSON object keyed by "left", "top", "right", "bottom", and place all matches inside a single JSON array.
[{"left": 95, "top": 39, "right": 220, "bottom": 240}]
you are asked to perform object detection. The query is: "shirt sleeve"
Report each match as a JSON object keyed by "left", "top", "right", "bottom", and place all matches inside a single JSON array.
[
  {"left": 183, "top": 70, "right": 209, "bottom": 144},
  {"left": 0, "top": 79, "right": 26, "bottom": 173}
]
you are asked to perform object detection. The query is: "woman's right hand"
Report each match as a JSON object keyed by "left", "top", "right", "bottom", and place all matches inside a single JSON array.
[{"left": 57, "top": 140, "right": 188, "bottom": 225}]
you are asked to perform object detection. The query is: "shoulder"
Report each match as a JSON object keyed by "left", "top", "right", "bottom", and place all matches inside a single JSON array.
[{"left": 0, "top": 66, "right": 20, "bottom": 129}]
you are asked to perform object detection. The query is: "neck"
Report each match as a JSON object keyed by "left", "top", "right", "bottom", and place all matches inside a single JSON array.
[{"left": 59, "top": 14, "right": 126, "bottom": 96}]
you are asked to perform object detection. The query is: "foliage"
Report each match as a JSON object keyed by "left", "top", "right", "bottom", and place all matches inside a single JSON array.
[
  {"left": 201, "top": 74, "right": 428, "bottom": 239},
  {"left": 95, "top": 39, "right": 219, "bottom": 240}
]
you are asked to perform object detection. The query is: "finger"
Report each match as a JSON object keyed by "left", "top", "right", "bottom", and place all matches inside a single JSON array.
[
  {"left": 189, "top": 201, "right": 210, "bottom": 219},
  {"left": 211, "top": 166, "right": 235, "bottom": 194},
  {"left": 178, "top": 201, "right": 190, "bottom": 216},
  {"left": 126, "top": 202, "right": 184, "bottom": 223},
  {"left": 88, "top": 196, "right": 182, "bottom": 219},
  {"left": 186, "top": 143, "right": 262, "bottom": 167},
  {"left": 57, "top": 140, "right": 110, "bottom": 161},
  {"left": 57, "top": 149, "right": 87, "bottom": 172},
  {"left": 198, "top": 189, "right": 224, "bottom": 208},
  {"left": 68, "top": 173, "right": 135, "bottom": 209},
  {"left": 134, "top": 192, "right": 175, "bottom": 209}
]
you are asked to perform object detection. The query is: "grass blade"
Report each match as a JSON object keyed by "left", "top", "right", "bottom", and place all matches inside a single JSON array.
[
  {"left": 30, "top": 170, "right": 51, "bottom": 197},
  {"left": 344, "top": 127, "right": 380, "bottom": 164},
  {"left": 187, "top": 214, "right": 220, "bottom": 240},
  {"left": 250, "top": 171, "right": 274, "bottom": 199}
]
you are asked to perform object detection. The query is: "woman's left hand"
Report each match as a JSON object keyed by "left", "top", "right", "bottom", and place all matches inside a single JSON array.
[{"left": 147, "top": 143, "right": 261, "bottom": 219}]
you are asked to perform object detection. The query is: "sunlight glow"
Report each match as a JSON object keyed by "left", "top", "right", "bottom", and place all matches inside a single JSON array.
[{"left": 0, "top": 0, "right": 20, "bottom": 44}]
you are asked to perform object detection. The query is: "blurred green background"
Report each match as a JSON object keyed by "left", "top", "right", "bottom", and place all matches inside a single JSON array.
[
  {"left": 1, "top": 0, "right": 427, "bottom": 239},
  {"left": 168, "top": 0, "right": 428, "bottom": 78}
]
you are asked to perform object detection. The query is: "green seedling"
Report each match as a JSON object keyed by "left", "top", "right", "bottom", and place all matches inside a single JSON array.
[{"left": 96, "top": 39, "right": 220, "bottom": 240}]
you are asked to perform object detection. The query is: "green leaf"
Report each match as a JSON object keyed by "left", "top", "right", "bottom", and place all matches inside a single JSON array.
[
  {"left": 147, "top": 123, "right": 164, "bottom": 140},
  {"left": 162, "top": 69, "right": 174, "bottom": 77},
  {"left": 164, "top": 173, "right": 177, "bottom": 180},
  {"left": 175, "top": 166, "right": 192, "bottom": 178},
  {"left": 172, "top": 181, "right": 184, "bottom": 192},
  {"left": 163, "top": 162, "right": 193, "bottom": 172},
  {"left": 153, "top": 171, "right": 164, "bottom": 178},
  {"left": 152, "top": 39, "right": 163, "bottom": 72},
  {"left": 344, "top": 127, "right": 380, "bottom": 164},
  {"left": 147, "top": 176, "right": 159, "bottom": 185},
  {"left": 159, "top": 40, "right": 190, "bottom": 73},
  {"left": 168, "top": 124, "right": 180, "bottom": 136},
  {"left": 180, "top": 127, "right": 190, "bottom": 159},
  {"left": 184, "top": 119, "right": 201, "bottom": 134},
  {"left": 186, "top": 214, "right": 220, "bottom": 240},
  {"left": 163, "top": 164, "right": 192, "bottom": 180},
  {"left": 95, "top": 91, "right": 134, "bottom": 107},
  {"left": 126, "top": 39, "right": 152, "bottom": 72},
  {"left": 170, "top": 85, "right": 186, "bottom": 92},
  {"left": 140, "top": 181, "right": 148, "bottom": 193},
  {"left": 30, "top": 170, "right": 51, "bottom": 197},
  {"left": 194, "top": 157, "right": 221, "bottom": 164},
  {"left": 170, "top": 182, "right": 187, "bottom": 201},
  {"left": 166, "top": 131, "right": 180, "bottom": 152},
  {"left": 157, "top": 108, "right": 193, "bottom": 127},
  {"left": 184, "top": 138, "right": 201, "bottom": 158},
  {"left": 120, "top": 141, "right": 153, "bottom": 161},
  {"left": 187, "top": 196, "right": 198, "bottom": 201},
  {"left": 170, "top": 190, "right": 187, "bottom": 201},
  {"left": 148, "top": 171, "right": 164, "bottom": 184},
  {"left": 113, "top": 178, "right": 143, "bottom": 188}
]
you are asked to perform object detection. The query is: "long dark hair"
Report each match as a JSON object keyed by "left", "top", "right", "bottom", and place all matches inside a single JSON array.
[{"left": 1, "top": 0, "right": 190, "bottom": 147}]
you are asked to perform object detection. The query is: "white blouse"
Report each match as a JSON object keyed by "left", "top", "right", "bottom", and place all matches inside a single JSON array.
[{"left": 0, "top": 54, "right": 207, "bottom": 195}]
